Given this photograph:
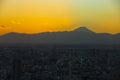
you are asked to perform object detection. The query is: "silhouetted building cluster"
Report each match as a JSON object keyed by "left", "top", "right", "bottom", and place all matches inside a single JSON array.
[{"left": 0, "top": 45, "right": 120, "bottom": 80}]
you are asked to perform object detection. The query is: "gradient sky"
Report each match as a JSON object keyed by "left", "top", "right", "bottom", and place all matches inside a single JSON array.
[{"left": 0, "top": 0, "right": 120, "bottom": 35}]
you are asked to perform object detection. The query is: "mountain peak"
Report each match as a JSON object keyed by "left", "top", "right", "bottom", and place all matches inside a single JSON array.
[
  {"left": 0, "top": 26, "right": 120, "bottom": 44},
  {"left": 73, "top": 26, "right": 95, "bottom": 34}
]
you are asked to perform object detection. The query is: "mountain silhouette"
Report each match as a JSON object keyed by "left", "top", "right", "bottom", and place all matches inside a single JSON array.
[
  {"left": 0, "top": 27, "right": 120, "bottom": 44},
  {"left": 73, "top": 27, "right": 95, "bottom": 34}
]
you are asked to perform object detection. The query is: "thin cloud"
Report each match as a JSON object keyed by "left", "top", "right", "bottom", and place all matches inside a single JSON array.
[
  {"left": 0, "top": 25, "right": 8, "bottom": 28},
  {"left": 11, "top": 21, "right": 21, "bottom": 25}
]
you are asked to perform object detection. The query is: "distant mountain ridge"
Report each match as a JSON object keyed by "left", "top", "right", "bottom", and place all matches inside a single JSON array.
[{"left": 0, "top": 27, "right": 120, "bottom": 44}]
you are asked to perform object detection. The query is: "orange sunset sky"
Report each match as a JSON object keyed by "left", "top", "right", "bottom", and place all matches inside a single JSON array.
[{"left": 0, "top": 0, "right": 120, "bottom": 35}]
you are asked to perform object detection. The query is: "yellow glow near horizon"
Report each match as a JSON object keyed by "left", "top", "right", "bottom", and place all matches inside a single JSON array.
[{"left": 0, "top": 0, "right": 120, "bottom": 35}]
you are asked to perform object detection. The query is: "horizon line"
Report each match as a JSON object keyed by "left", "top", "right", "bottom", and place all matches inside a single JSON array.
[{"left": 0, "top": 26, "right": 120, "bottom": 36}]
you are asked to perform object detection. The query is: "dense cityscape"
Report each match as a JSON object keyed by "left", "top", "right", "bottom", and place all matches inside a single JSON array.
[{"left": 0, "top": 45, "right": 120, "bottom": 80}]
